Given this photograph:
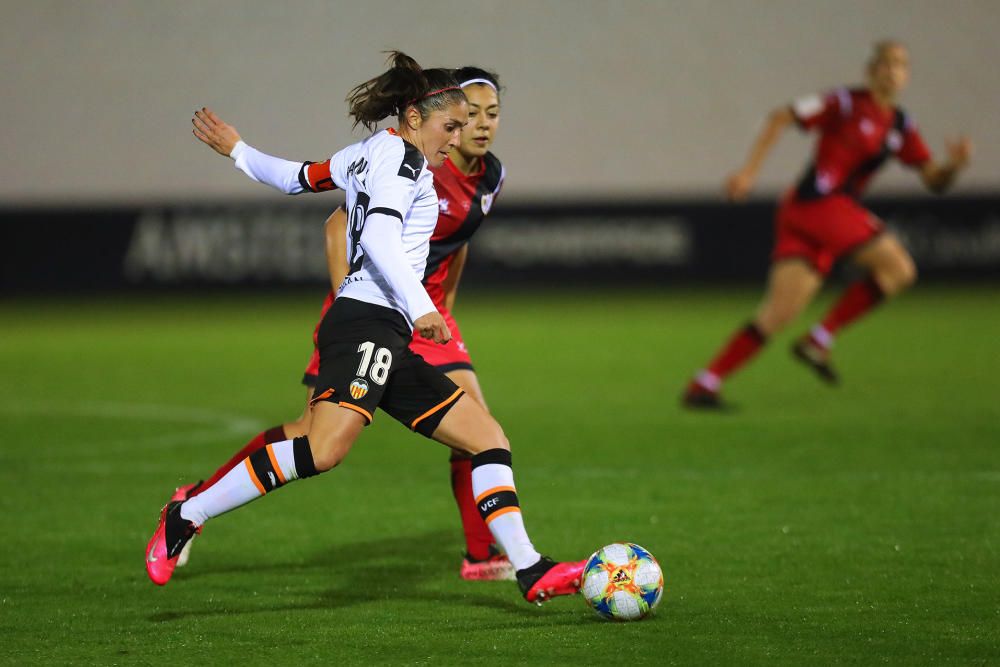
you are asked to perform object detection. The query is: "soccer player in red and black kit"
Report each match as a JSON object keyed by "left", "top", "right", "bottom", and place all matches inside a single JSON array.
[
  {"left": 683, "top": 40, "right": 972, "bottom": 409},
  {"left": 168, "top": 68, "right": 513, "bottom": 580}
]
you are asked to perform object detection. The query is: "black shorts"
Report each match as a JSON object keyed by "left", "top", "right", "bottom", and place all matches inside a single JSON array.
[{"left": 310, "top": 297, "right": 464, "bottom": 437}]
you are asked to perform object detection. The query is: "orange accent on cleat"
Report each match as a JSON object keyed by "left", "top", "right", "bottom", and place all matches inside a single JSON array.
[{"left": 461, "top": 552, "right": 516, "bottom": 581}]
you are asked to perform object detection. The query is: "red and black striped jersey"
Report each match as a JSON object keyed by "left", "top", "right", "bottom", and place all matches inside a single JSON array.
[
  {"left": 422, "top": 152, "right": 505, "bottom": 306},
  {"left": 790, "top": 87, "right": 931, "bottom": 200}
]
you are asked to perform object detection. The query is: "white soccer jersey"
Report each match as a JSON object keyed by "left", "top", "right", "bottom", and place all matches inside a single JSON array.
[
  {"left": 326, "top": 130, "right": 438, "bottom": 324},
  {"left": 230, "top": 129, "right": 438, "bottom": 327}
]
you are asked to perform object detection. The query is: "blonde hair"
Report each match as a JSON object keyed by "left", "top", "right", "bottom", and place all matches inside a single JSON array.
[{"left": 868, "top": 40, "right": 906, "bottom": 68}]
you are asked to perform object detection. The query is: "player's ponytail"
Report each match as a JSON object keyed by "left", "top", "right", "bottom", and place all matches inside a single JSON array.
[{"left": 348, "top": 51, "right": 465, "bottom": 131}]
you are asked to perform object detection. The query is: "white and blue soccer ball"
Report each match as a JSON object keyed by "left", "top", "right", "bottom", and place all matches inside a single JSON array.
[{"left": 581, "top": 542, "right": 663, "bottom": 621}]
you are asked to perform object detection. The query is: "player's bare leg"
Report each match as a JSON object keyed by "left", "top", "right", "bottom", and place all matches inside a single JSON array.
[
  {"left": 796, "top": 234, "right": 915, "bottom": 383},
  {"left": 754, "top": 259, "right": 824, "bottom": 336},
  {"left": 432, "top": 395, "right": 585, "bottom": 603},
  {"left": 685, "top": 259, "right": 822, "bottom": 408},
  {"left": 283, "top": 385, "right": 319, "bottom": 438},
  {"left": 852, "top": 232, "right": 917, "bottom": 296}
]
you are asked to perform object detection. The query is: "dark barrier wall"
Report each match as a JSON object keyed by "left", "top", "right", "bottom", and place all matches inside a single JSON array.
[{"left": 3, "top": 197, "right": 999, "bottom": 293}]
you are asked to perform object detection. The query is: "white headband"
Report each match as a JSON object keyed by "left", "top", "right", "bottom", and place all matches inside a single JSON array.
[{"left": 460, "top": 78, "right": 498, "bottom": 92}]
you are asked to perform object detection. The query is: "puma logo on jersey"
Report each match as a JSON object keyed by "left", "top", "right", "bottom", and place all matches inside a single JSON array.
[{"left": 397, "top": 154, "right": 423, "bottom": 180}]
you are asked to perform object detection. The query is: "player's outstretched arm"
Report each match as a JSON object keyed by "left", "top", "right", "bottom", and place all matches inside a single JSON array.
[
  {"left": 191, "top": 106, "right": 321, "bottom": 194},
  {"left": 920, "top": 136, "right": 972, "bottom": 194},
  {"left": 441, "top": 243, "right": 468, "bottom": 312},
  {"left": 359, "top": 213, "right": 450, "bottom": 344},
  {"left": 726, "top": 106, "right": 795, "bottom": 202}
]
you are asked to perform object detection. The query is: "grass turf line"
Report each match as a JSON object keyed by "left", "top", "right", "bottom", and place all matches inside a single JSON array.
[{"left": 1, "top": 286, "right": 998, "bottom": 664}]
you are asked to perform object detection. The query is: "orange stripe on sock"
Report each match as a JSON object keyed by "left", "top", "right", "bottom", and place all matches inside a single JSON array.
[
  {"left": 484, "top": 506, "right": 521, "bottom": 524},
  {"left": 244, "top": 458, "right": 266, "bottom": 495},
  {"left": 338, "top": 401, "right": 373, "bottom": 424},
  {"left": 265, "top": 444, "right": 286, "bottom": 485},
  {"left": 410, "top": 388, "right": 464, "bottom": 430},
  {"left": 475, "top": 485, "right": 517, "bottom": 505}
]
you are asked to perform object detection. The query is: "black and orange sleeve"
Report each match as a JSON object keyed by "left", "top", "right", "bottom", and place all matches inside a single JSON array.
[{"left": 298, "top": 159, "right": 338, "bottom": 193}]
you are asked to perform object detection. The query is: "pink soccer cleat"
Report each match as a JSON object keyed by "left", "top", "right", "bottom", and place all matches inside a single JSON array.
[
  {"left": 170, "top": 481, "right": 202, "bottom": 503},
  {"left": 460, "top": 547, "right": 516, "bottom": 581},
  {"left": 145, "top": 501, "right": 197, "bottom": 586},
  {"left": 516, "top": 557, "right": 587, "bottom": 605}
]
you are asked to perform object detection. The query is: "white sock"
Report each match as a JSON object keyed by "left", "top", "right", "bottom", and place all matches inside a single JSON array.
[
  {"left": 695, "top": 369, "right": 721, "bottom": 392},
  {"left": 810, "top": 324, "right": 834, "bottom": 350},
  {"left": 471, "top": 450, "right": 541, "bottom": 571},
  {"left": 180, "top": 439, "right": 307, "bottom": 526}
]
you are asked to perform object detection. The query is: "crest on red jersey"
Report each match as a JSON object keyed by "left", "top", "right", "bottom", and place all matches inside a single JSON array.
[{"left": 481, "top": 192, "right": 494, "bottom": 214}]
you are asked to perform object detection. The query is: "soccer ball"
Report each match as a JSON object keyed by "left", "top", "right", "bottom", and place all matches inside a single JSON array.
[{"left": 581, "top": 542, "right": 663, "bottom": 621}]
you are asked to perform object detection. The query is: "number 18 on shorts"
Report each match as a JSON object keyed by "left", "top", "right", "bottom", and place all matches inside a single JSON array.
[{"left": 312, "top": 298, "right": 464, "bottom": 436}]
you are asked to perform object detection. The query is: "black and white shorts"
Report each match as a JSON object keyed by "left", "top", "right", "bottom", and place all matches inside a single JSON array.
[{"left": 311, "top": 297, "right": 464, "bottom": 437}]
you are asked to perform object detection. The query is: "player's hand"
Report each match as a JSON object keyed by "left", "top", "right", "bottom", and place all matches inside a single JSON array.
[
  {"left": 945, "top": 136, "right": 973, "bottom": 169},
  {"left": 192, "top": 107, "right": 242, "bottom": 157},
  {"left": 413, "top": 311, "right": 452, "bottom": 344},
  {"left": 725, "top": 168, "right": 755, "bottom": 202}
]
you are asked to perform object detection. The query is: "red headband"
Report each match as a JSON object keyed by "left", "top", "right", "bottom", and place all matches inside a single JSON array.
[{"left": 406, "top": 86, "right": 462, "bottom": 107}]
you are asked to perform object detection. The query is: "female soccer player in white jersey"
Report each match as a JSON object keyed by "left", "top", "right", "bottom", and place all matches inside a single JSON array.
[
  {"left": 144, "top": 53, "right": 584, "bottom": 604},
  {"left": 169, "top": 68, "right": 512, "bottom": 581}
]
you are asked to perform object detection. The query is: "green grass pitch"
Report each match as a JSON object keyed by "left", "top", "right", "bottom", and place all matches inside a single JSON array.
[{"left": 1, "top": 286, "right": 998, "bottom": 664}]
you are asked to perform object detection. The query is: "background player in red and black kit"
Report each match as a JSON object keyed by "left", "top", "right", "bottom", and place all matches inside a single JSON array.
[
  {"left": 683, "top": 40, "right": 972, "bottom": 408},
  {"left": 170, "top": 68, "right": 510, "bottom": 580}
]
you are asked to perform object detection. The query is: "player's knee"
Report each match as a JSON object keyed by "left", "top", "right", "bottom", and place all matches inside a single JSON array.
[
  {"left": 282, "top": 419, "right": 309, "bottom": 441},
  {"left": 465, "top": 419, "right": 509, "bottom": 456},
  {"left": 486, "top": 420, "right": 510, "bottom": 452},
  {"left": 286, "top": 412, "right": 312, "bottom": 439},
  {"left": 878, "top": 256, "right": 917, "bottom": 295},
  {"left": 310, "top": 444, "right": 348, "bottom": 472},
  {"left": 897, "top": 256, "right": 918, "bottom": 290},
  {"left": 755, "top": 308, "right": 793, "bottom": 336},
  {"left": 307, "top": 432, "right": 353, "bottom": 472}
]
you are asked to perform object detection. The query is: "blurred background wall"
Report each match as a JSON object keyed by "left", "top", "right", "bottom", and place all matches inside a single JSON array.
[
  {"left": 2, "top": 1, "right": 998, "bottom": 292},
  {"left": 1, "top": 0, "right": 998, "bottom": 205}
]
